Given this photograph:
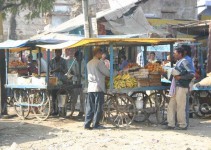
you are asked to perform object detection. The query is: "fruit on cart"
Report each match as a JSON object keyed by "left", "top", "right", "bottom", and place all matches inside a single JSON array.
[
  {"left": 9, "top": 60, "right": 27, "bottom": 67},
  {"left": 145, "top": 63, "right": 164, "bottom": 73},
  {"left": 113, "top": 73, "right": 138, "bottom": 89},
  {"left": 126, "top": 63, "right": 139, "bottom": 69}
]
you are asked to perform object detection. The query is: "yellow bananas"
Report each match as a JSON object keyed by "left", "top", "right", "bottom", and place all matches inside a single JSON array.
[{"left": 113, "top": 73, "right": 137, "bottom": 89}]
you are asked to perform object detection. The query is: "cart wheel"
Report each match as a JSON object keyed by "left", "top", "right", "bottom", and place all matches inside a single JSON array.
[
  {"left": 191, "top": 91, "right": 206, "bottom": 117},
  {"left": 101, "top": 93, "right": 113, "bottom": 124},
  {"left": 130, "top": 92, "right": 149, "bottom": 122},
  {"left": 108, "top": 94, "right": 136, "bottom": 127},
  {"left": 148, "top": 92, "right": 167, "bottom": 124},
  {"left": 13, "top": 89, "right": 30, "bottom": 119},
  {"left": 32, "top": 90, "right": 51, "bottom": 121},
  {"left": 66, "top": 89, "right": 76, "bottom": 117}
]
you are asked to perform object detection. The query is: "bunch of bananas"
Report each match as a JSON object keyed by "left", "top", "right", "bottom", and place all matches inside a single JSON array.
[{"left": 114, "top": 73, "right": 137, "bottom": 89}]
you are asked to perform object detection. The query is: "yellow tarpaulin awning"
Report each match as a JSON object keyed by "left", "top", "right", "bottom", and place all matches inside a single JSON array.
[
  {"left": 9, "top": 47, "right": 30, "bottom": 52},
  {"left": 37, "top": 38, "right": 195, "bottom": 50}
]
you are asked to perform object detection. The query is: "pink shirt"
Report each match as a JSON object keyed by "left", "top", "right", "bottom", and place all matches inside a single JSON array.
[{"left": 103, "top": 59, "right": 110, "bottom": 69}]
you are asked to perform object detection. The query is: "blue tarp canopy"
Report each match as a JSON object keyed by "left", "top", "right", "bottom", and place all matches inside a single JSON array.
[{"left": 0, "top": 40, "right": 28, "bottom": 49}]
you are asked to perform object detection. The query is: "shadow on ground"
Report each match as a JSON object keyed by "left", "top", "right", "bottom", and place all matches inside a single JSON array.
[{"left": 0, "top": 120, "right": 59, "bottom": 147}]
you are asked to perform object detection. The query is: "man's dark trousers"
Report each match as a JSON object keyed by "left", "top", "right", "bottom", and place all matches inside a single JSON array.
[{"left": 84, "top": 92, "right": 104, "bottom": 128}]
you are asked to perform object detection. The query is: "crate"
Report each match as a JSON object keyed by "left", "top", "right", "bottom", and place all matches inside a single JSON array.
[
  {"left": 49, "top": 77, "right": 58, "bottom": 86},
  {"left": 17, "top": 77, "right": 32, "bottom": 85},
  {"left": 31, "top": 77, "right": 46, "bottom": 85},
  {"left": 138, "top": 79, "right": 150, "bottom": 87},
  {"left": 31, "top": 77, "right": 58, "bottom": 86},
  {"left": 149, "top": 82, "right": 161, "bottom": 86},
  {"left": 149, "top": 74, "right": 161, "bottom": 79},
  {"left": 7, "top": 73, "right": 18, "bottom": 84}
]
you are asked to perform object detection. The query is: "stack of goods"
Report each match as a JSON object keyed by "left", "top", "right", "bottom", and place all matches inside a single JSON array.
[
  {"left": 145, "top": 63, "right": 164, "bottom": 74},
  {"left": 145, "top": 63, "right": 163, "bottom": 86},
  {"left": 113, "top": 73, "right": 138, "bottom": 89},
  {"left": 124, "top": 63, "right": 140, "bottom": 74},
  {"left": 8, "top": 60, "right": 28, "bottom": 75},
  {"left": 134, "top": 69, "right": 149, "bottom": 87},
  {"left": 148, "top": 74, "right": 161, "bottom": 86},
  {"left": 9, "top": 60, "right": 27, "bottom": 68}
]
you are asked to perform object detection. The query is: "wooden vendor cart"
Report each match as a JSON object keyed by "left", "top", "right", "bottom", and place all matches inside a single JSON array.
[
  {"left": 42, "top": 37, "right": 194, "bottom": 127},
  {"left": 1, "top": 40, "right": 82, "bottom": 121}
]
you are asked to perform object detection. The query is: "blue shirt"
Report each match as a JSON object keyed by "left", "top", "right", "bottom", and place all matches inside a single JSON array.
[
  {"left": 175, "top": 58, "right": 195, "bottom": 88},
  {"left": 185, "top": 56, "right": 195, "bottom": 73},
  {"left": 119, "top": 60, "right": 128, "bottom": 70}
]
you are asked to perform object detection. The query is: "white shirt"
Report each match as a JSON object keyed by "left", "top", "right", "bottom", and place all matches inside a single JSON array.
[
  {"left": 87, "top": 57, "right": 110, "bottom": 93},
  {"left": 37, "top": 58, "right": 47, "bottom": 73}
]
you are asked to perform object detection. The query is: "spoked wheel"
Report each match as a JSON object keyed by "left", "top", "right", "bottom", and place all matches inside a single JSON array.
[
  {"left": 148, "top": 92, "right": 167, "bottom": 124},
  {"left": 191, "top": 91, "right": 210, "bottom": 117},
  {"left": 32, "top": 90, "right": 51, "bottom": 121},
  {"left": 130, "top": 92, "right": 149, "bottom": 122},
  {"left": 13, "top": 89, "right": 30, "bottom": 119},
  {"left": 108, "top": 94, "right": 136, "bottom": 127},
  {"left": 67, "top": 89, "right": 79, "bottom": 117},
  {"left": 101, "top": 93, "right": 113, "bottom": 124}
]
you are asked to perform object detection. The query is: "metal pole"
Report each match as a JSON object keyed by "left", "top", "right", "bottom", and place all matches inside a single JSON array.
[
  {"left": 170, "top": 43, "right": 174, "bottom": 67},
  {"left": 82, "top": 0, "right": 90, "bottom": 38},
  {"left": 84, "top": 47, "right": 88, "bottom": 88},
  {"left": 88, "top": 0, "right": 98, "bottom": 37},
  {"left": 109, "top": 43, "right": 114, "bottom": 90},
  {"left": 38, "top": 48, "right": 41, "bottom": 75},
  {"left": 0, "top": 49, "right": 7, "bottom": 115},
  {"left": 78, "top": 48, "right": 82, "bottom": 85},
  {"left": 0, "top": 12, "right": 3, "bottom": 42},
  {"left": 46, "top": 49, "right": 50, "bottom": 85},
  {"left": 143, "top": 46, "right": 147, "bottom": 66},
  {"left": 5, "top": 49, "right": 9, "bottom": 84},
  {"left": 198, "top": 45, "right": 206, "bottom": 78}
]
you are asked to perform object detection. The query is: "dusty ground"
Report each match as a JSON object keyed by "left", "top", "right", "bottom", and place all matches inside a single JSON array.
[{"left": 0, "top": 108, "right": 211, "bottom": 150}]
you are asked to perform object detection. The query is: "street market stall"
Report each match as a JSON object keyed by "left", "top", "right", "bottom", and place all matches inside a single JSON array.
[
  {"left": 0, "top": 40, "right": 82, "bottom": 120},
  {"left": 37, "top": 37, "right": 194, "bottom": 126}
]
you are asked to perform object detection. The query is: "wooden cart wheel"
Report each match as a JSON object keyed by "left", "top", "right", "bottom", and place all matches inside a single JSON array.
[
  {"left": 32, "top": 90, "right": 51, "bottom": 121},
  {"left": 101, "top": 93, "right": 113, "bottom": 124},
  {"left": 130, "top": 92, "right": 149, "bottom": 122},
  {"left": 13, "top": 89, "right": 30, "bottom": 119},
  {"left": 108, "top": 94, "right": 136, "bottom": 127},
  {"left": 148, "top": 92, "right": 167, "bottom": 124}
]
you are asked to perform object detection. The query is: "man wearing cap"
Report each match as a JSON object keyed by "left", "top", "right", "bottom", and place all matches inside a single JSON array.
[{"left": 84, "top": 47, "right": 110, "bottom": 129}]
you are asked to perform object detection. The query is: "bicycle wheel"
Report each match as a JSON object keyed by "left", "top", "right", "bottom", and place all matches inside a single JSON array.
[
  {"left": 148, "top": 92, "right": 167, "bottom": 124},
  {"left": 108, "top": 94, "right": 136, "bottom": 127},
  {"left": 130, "top": 92, "right": 149, "bottom": 122},
  {"left": 13, "top": 89, "right": 30, "bottom": 119},
  {"left": 32, "top": 90, "right": 51, "bottom": 121}
]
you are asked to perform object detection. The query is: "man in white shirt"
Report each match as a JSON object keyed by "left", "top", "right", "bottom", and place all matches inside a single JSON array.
[
  {"left": 69, "top": 51, "right": 85, "bottom": 117},
  {"left": 37, "top": 53, "right": 47, "bottom": 73},
  {"left": 84, "top": 47, "right": 110, "bottom": 129}
]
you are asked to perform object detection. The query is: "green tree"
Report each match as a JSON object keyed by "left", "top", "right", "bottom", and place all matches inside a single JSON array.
[
  {"left": 0, "top": 0, "right": 55, "bottom": 40},
  {"left": 0, "top": 0, "right": 55, "bottom": 116}
]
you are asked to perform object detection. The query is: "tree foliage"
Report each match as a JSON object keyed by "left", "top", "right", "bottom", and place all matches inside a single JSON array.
[{"left": 0, "top": 0, "right": 56, "bottom": 19}]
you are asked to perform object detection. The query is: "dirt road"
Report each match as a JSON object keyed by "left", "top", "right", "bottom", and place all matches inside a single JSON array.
[{"left": 0, "top": 114, "right": 211, "bottom": 150}]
